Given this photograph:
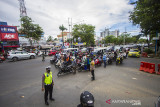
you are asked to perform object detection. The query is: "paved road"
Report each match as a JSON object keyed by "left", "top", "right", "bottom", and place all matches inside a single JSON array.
[{"left": 0, "top": 57, "right": 160, "bottom": 107}]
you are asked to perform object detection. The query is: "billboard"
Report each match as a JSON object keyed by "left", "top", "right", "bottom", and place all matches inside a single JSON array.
[
  {"left": 0, "top": 26, "right": 16, "bottom": 33},
  {"left": 1, "top": 33, "right": 19, "bottom": 40},
  {"left": 0, "top": 25, "right": 19, "bottom": 41}
]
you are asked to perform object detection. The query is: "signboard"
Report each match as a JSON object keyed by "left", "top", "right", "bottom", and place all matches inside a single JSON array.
[
  {"left": 0, "top": 26, "right": 16, "bottom": 33},
  {"left": 1, "top": 33, "right": 19, "bottom": 40},
  {"left": 64, "top": 42, "right": 70, "bottom": 47}
]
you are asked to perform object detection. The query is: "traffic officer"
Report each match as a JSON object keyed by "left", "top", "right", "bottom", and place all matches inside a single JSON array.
[{"left": 42, "top": 66, "right": 55, "bottom": 105}]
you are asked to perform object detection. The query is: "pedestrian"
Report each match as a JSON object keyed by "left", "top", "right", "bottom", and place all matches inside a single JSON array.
[
  {"left": 103, "top": 53, "right": 107, "bottom": 68},
  {"left": 90, "top": 58, "right": 95, "bottom": 80},
  {"left": 84, "top": 58, "right": 88, "bottom": 71},
  {"left": 114, "top": 51, "right": 117, "bottom": 61},
  {"left": 87, "top": 55, "right": 91, "bottom": 71},
  {"left": 126, "top": 50, "right": 129, "bottom": 58},
  {"left": 42, "top": 51, "right": 45, "bottom": 61},
  {"left": 72, "top": 57, "right": 77, "bottom": 74},
  {"left": 42, "top": 66, "right": 55, "bottom": 105}
]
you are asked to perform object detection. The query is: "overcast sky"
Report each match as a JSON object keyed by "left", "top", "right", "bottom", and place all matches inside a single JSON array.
[{"left": 0, "top": 0, "right": 139, "bottom": 39}]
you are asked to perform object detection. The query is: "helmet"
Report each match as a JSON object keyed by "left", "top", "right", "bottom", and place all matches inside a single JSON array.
[{"left": 80, "top": 91, "right": 94, "bottom": 107}]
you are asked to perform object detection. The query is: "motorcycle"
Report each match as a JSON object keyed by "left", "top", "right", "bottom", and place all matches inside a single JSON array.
[
  {"left": 107, "top": 57, "right": 112, "bottom": 65},
  {"left": 57, "top": 63, "right": 73, "bottom": 77},
  {"left": 55, "top": 59, "right": 61, "bottom": 69},
  {"left": 116, "top": 56, "right": 123, "bottom": 65},
  {"left": 77, "top": 62, "right": 85, "bottom": 72},
  {"left": 95, "top": 58, "right": 102, "bottom": 67},
  {"left": 50, "top": 55, "right": 57, "bottom": 64}
]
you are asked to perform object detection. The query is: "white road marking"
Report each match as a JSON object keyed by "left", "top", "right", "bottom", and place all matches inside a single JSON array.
[{"left": 132, "top": 78, "right": 137, "bottom": 80}]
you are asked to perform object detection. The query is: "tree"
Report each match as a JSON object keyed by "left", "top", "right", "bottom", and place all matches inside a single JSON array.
[
  {"left": 59, "top": 25, "right": 67, "bottom": 47},
  {"left": 72, "top": 24, "right": 95, "bottom": 46},
  {"left": 47, "top": 36, "right": 53, "bottom": 42},
  {"left": 53, "top": 38, "right": 58, "bottom": 41},
  {"left": 67, "top": 38, "right": 73, "bottom": 43},
  {"left": 138, "top": 38, "right": 147, "bottom": 44},
  {"left": 104, "top": 35, "right": 116, "bottom": 44},
  {"left": 129, "top": 0, "right": 160, "bottom": 47},
  {"left": 19, "top": 16, "right": 43, "bottom": 46}
]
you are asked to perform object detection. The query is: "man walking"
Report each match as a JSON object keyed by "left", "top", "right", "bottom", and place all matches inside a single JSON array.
[
  {"left": 42, "top": 66, "right": 55, "bottom": 105},
  {"left": 90, "top": 58, "right": 95, "bottom": 80}
]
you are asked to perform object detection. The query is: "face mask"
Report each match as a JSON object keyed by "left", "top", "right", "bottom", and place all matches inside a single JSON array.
[{"left": 47, "top": 69, "right": 50, "bottom": 73}]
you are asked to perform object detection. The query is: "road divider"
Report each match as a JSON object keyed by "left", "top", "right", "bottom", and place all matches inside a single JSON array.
[
  {"left": 139, "top": 62, "right": 156, "bottom": 74},
  {"left": 139, "top": 62, "right": 145, "bottom": 71}
]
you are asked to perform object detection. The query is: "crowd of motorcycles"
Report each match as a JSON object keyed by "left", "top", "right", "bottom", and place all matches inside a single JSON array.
[{"left": 50, "top": 51, "right": 127, "bottom": 77}]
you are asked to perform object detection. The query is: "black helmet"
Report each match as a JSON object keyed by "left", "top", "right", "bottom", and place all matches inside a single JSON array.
[{"left": 80, "top": 91, "right": 94, "bottom": 107}]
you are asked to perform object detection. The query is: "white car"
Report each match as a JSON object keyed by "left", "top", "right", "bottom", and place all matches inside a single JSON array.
[{"left": 8, "top": 51, "right": 36, "bottom": 61}]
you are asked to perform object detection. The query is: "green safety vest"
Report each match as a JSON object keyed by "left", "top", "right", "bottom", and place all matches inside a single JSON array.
[{"left": 44, "top": 72, "right": 52, "bottom": 85}]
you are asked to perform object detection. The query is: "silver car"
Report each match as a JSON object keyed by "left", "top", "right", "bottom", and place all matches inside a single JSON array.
[{"left": 8, "top": 51, "right": 36, "bottom": 61}]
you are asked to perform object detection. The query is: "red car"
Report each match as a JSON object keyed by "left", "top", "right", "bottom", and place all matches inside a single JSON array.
[{"left": 48, "top": 50, "right": 57, "bottom": 56}]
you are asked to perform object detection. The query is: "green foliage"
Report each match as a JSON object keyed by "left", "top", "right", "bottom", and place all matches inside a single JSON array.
[
  {"left": 59, "top": 24, "right": 67, "bottom": 46},
  {"left": 67, "top": 38, "right": 73, "bottom": 43},
  {"left": 47, "top": 36, "right": 53, "bottom": 42},
  {"left": 129, "top": 0, "right": 160, "bottom": 47},
  {"left": 72, "top": 24, "right": 95, "bottom": 46},
  {"left": 59, "top": 25, "right": 67, "bottom": 32},
  {"left": 54, "top": 38, "right": 58, "bottom": 41},
  {"left": 129, "top": 0, "right": 160, "bottom": 35},
  {"left": 143, "top": 48, "right": 154, "bottom": 54},
  {"left": 19, "top": 16, "right": 43, "bottom": 45},
  {"left": 138, "top": 39, "right": 147, "bottom": 43}
]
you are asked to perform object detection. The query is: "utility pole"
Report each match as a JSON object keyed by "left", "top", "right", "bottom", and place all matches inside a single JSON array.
[
  {"left": 71, "top": 18, "right": 73, "bottom": 48},
  {"left": 68, "top": 18, "right": 71, "bottom": 47},
  {"left": 124, "top": 27, "right": 127, "bottom": 45}
]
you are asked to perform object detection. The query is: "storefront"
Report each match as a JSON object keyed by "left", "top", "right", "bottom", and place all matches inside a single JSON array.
[{"left": 0, "top": 25, "right": 19, "bottom": 53}]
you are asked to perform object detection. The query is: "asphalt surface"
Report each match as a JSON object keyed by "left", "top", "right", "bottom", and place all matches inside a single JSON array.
[{"left": 0, "top": 56, "right": 160, "bottom": 107}]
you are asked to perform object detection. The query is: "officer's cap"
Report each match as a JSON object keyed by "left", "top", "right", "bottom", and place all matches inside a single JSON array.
[{"left": 46, "top": 66, "right": 51, "bottom": 69}]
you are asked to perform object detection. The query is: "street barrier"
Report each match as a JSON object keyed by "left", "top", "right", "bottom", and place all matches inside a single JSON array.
[
  {"left": 148, "top": 63, "right": 155, "bottom": 74},
  {"left": 139, "top": 62, "right": 145, "bottom": 71},
  {"left": 157, "top": 64, "right": 160, "bottom": 75},
  {"left": 139, "top": 62, "right": 160, "bottom": 74},
  {"left": 144, "top": 62, "right": 150, "bottom": 72}
]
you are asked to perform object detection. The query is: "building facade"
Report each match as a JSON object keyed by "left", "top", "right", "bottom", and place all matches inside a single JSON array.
[
  {"left": 57, "top": 32, "right": 71, "bottom": 44},
  {"left": 0, "top": 23, "right": 20, "bottom": 53},
  {"left": 101, "top": 28, "right": 119, "bottom": 38}
]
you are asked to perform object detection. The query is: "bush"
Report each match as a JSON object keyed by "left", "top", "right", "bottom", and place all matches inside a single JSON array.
[{"left": 143, "top": 48, "right": 154, "bottom": 54}]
